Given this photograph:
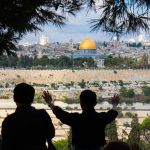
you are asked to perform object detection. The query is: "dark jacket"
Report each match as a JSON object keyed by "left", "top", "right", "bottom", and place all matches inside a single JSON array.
[
  {"left": 53, "top": 106, "right": 118, "bottom": 149},
  {"left": 2, "top": 106, "right": 55, "bottom": 150}
]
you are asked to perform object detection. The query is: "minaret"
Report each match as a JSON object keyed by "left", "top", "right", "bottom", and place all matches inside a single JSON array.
[
  {"left": 69, "top": 38, "right": 74, "bottom": 52},
  {"left": 114, "top": 34, "right": 120, "bottom": 48}
]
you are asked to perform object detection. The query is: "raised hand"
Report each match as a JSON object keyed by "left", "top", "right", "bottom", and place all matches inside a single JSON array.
[
  {"left": 42, "top": 91, "right": 53, "bottom": 105},
  {"left": 111, "top": 94, "right": 120, "bottom": 108}
]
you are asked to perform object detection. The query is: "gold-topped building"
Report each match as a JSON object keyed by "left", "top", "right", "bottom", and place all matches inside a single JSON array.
[
  {"left": 79, "top": 38, "right": 96, "bottom": 50},
  {"left": 73, "top": 37, "right": 107, "bottom": 68}
]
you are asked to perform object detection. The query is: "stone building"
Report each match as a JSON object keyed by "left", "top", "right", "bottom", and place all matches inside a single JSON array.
[{"left": 73, "top": 37, "right": 107, "bottom": 68}]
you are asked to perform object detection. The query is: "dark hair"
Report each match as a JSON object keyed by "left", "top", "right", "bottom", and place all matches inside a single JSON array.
[
  {"left": 14, "top": 83, "right": 35, "bottom": 104},
  {"left": 80, "top": 90, "right": 97, "bottom": 108},
  {"left": 104, "top": 141, "right": 131, "bottom": 150}
]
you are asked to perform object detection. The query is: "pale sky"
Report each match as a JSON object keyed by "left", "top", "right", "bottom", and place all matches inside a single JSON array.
[
  {"left": 20, "top": 8, "right": 144, "bottom": 45},
  {"left": 20, "top": 9, "right": 114, "bottom": 45}
]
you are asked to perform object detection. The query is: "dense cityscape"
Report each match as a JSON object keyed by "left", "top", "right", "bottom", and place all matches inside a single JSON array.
[{"left": 5, "top": 34, "right": 148, "bottom": 69}]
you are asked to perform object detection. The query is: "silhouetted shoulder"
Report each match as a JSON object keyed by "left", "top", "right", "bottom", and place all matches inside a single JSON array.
[
  {"left": 97, "top": 109, "right": 118, "bottom": 124},
  {"left": 37, "top": 109, "right": 50, "bottom": 117},
  {"left": 2, "top": 113, "right": 16, "bottom": 126},
  {"left": 37, "top": 109, "right": 54, "bottom": 125},
  {"left": 38, "top": 109, "right": 55, "bottom": 139}
]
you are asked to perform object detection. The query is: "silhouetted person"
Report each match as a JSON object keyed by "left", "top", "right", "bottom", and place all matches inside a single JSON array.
[
  {"left": 43, "top": 90, "right": 119, "bottom": 150},
  {"left": 2, "top": 83, "right": 55, "bottom": 150},
  {"left": 104, "top": 141, "right": 131, "bottom": 150}
]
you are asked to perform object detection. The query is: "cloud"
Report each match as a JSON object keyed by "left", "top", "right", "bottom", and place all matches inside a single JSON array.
[{"left": 20, "top": 8, "right": 110, "bottom": 44}]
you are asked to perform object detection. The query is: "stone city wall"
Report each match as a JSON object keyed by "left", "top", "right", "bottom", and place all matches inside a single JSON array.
[{"left": 0, "top": 69, "right": 150, "bottom": 84}]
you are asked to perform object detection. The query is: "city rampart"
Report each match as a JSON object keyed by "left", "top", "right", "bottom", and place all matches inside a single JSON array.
[{"left": 0, "top": 69, "right": 150, "bottom": 84}]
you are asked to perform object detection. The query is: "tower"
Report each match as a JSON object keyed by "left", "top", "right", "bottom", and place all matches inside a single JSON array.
[{"left": 39, "top": 35, "right": 49, "bottom": 46}]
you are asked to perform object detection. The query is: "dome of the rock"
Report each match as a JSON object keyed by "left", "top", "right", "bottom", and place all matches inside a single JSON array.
[{"left": 79, "top": 38, "right": 96, "bottom": 50}]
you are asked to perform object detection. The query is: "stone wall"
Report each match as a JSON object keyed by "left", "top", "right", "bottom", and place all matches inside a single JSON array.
[{"left": 0, "top": 69, "right": 150, "bottom": 84}]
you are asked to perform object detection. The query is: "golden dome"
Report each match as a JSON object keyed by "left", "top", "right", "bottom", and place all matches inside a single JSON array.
[{"left": 79, "top": 38, "right": 96, "bottom": 50}]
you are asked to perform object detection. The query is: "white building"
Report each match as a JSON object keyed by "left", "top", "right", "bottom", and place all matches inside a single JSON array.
[{"left": 39, "top": 35, "right": 49, "bottom": 46}]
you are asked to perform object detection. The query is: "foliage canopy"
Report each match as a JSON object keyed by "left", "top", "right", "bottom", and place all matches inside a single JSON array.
[
  {"left": 1, "top": 0, "right": 150, "bottom": 54},
  {"left": 0, "top": 0, "right": 82, "bottom": 55},
  {"left": 90, "top": 0, "right": 150, "bottom": 35}
]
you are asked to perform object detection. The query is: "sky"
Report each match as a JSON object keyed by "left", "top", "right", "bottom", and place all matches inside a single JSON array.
[
  {"left": 20, "top": 9, "right": 114, "bottom": 45},
  {"left": 20, "top": 7, "right": 145, "bottom": 45}
]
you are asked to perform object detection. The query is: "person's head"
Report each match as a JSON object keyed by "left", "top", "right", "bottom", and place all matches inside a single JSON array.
[
  {"left": 14, "top": 83, "right": 35, "bottom": 105},
  {"left": 104, "top": 141, "right": 131, "bottom": 150},
  {"left": 80, "top": 90, "right": 97, "bottom": 110}
]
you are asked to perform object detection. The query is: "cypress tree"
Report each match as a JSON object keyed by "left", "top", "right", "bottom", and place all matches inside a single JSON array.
[
  {"left": 128, "top": 114, "right": 141, "bottom": 149},
  {"left": 105, "top": 120, "right": 118, "bottom": 142}
]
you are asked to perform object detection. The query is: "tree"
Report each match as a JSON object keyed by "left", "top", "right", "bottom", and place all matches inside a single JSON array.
[
  {"left": 57, "top": 56, "right": 72, "bottom": 68},
  {"left": 68, "top": 128, "right": 74, "bottom": 150},
  {"left": 17, "top": 55, "right": 32, "bottom": 68},
  {"left": 0, "top": 0, "right": 83, "bottom": 34},
  {"left": 128, "top": 114, "right": 141, "bottom": 148},
  {"left": 53, "top": 139, "right": 68, "bottom": 150},
  {"left": 0, "top": 55, "right": 9, "bottom": 67},
  {"left": 118, "top": 80, "right": 124, "bottom": 86},
  {"left": 8, "top": 55, "right": 18, "bottom": 67},
  {"left": 104, "top": 56, "right": 136, "bottom": 69},
  {"left": 141, "top": 117, "right": 150, "bottom": 143},
  {"left": 119, "top": 87, "right": 135, "bottom": 98},
  {"left": 2, "top": 0, "right": 150, "bottom": 55},
  {"left": 78, "top": 79, "right": 86, "bottom": 88},
  {"left": 138, "top": 54, "right": 149, "bottom": 68},
  {"left": 0, "top": 31, "right": 18, "bottom": 55},
  {"left": 105, "top": 121, "right": 118, "bottom": 142},
  {"left": 127, "top": 89, "right": 135, "bottom": 98},
  {"left": 90, "top": 1, "right": 150, "bottom": 36},
  {"left": 0, "top": 0, "right": 82, "bottom": 55},
  {"left": 74, "top": 58, "right": 97, "bottom": 68},
  {"left": 142, "top": 86, "right": 150, "bottom": 96},
  {"left": 39, "top": 55, "right": 50, "bottom": 67},
  {"left": 119, "top": 87, "right": 127, "bottom": 97}
]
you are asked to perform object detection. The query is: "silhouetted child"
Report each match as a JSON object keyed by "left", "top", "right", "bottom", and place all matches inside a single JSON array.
[
  {"left": 43, "top": 89, "right": 119, "bottom": 150},
  {"left": 2, "top": 83, "right": 55, "bottom": 150}
]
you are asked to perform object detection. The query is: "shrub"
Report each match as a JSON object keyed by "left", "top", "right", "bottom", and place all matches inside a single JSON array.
[
  {"left": 78, "top": 79, "right": 86, "bottom": 88},
  {"left": 117, "top": 111, "right": 124, "bottom": 118},
  {"left": 119, "top": 87, "right": 135, "bottom": 98},
  {"left": 118, "top": 80, "right": 124, "bottom": 86},
  {"left": 143, "top": 99, "right": 150, "bottom": 104},
  {"left": 123, "top": 107, "right": 128, "bottom": 110},
  {"left": 51, "top": 83, "right": 59, "bottom": 90},
  {"left": 127, "top": 89, "right": 135, "bottom": 98},
  {"left": 34, "top": 94, "right": 43, "bottom": 103},
  {"left": 97, "top": 97, "right": 104, "bottom": 103},
  {"left": 62, "top": 96, "right": 69, "bottom": 103},
  {"left": 123, "top": 122, "right": 130, "bottom": 127},
  {"left": 102, "top": 81, "right": 107, "bottom": 84},
  {"left": 99, "top": 107, "right": 103, "bottom": 110},
  {"left": 66, "top": 106, "right": 73, "bottom": 110},
  {"left": 141, "top": 117, "right": 150, "bottom": 130},
  {"left": 53, "top": 139, "right": 68, "bottom": 150},
  {"left": 125, "top": 112, "right": 134, "bottom": 118},
  {"left": 5, "top": 83, "right": 9, "bottom": 88},
  {"left": 125, "top": 99, "right": 133, "bottom": 105},
  {"left": 120, "top": 87, "right": 128, "bottom": 97},
  {"left": 0, "top": 95, "right": 9, "bottom": 99},
  {"left": 32, "top": 83, "right": 49, "bottom": 87},
  {"left": 74, "top": 106, "right": 78, "bottom": 109},
  {"left": 142, "top": 86, "right": 150, "bottom": 96}
]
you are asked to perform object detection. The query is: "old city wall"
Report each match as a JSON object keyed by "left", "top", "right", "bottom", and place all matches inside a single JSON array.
[{"left": 0, "top": 69, "right": 150, "bottom": 84}]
